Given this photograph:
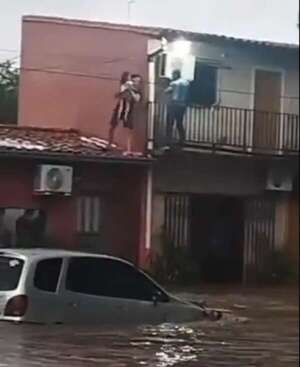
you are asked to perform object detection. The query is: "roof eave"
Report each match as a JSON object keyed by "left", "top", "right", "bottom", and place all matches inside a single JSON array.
[
  {"left": 22, "top": 15, "right": 299, "bottom": 50},
  {"left": 0, "top": 150, "right": 154, "bottom": 165}
]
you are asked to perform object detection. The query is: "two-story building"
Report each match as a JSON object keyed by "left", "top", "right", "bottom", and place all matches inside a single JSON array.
[
  {"left": 147, "top": 29, "right": 299, "bottom": 282},
  {"left": 1, "top": 15, "right": 298, "bottom": 283}
]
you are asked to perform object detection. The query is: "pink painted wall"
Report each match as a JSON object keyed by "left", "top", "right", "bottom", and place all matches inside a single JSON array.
[
  {"left": 19, "top": 18, "right": 151, "bottom": 152},
  {"left": 0, "top": 159, "right": 75, "bottom": 247},
  {"left": 0, "top": 158, "right": 147, "bottom": 264}
]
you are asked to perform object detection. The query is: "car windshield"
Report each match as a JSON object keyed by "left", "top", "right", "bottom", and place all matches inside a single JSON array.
[{"left": 0, "top": 256, "right": 24, "bottom": 291}]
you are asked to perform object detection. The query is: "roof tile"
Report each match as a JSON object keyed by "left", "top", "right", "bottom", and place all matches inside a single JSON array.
[{"left": 0, "top": 125, "right": 150, "bottom": 162}]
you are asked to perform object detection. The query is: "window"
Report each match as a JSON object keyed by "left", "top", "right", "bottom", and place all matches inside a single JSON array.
[
  {"left": 156, "top": 53, "right": 167, "bottom": 77},
  {"left": 189, "top": 62, "right": 218, "bottom": 107},
  {"left": 66, "top": 257, "right": 169, "bottom": 303},
  {"left": 34, "top": 258, "right": 62, "bottom": 292},
  {"left": 159, "top": 53, "right": 167, "bottom": 77},
  {"left": 77, "top": 196, "right": 102, "bottom": 234},
  {"left": 0, "top": 256, "right": 24, "bottom": 291}
]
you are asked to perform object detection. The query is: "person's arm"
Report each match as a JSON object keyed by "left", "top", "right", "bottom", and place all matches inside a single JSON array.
[
  {"left": 164, "top": 80, "right": 175, "bottom": 94},
  {"left": 114, "top": 89, "right": 122, "bottom": 98},
  {"left": 130, "top": 90, "right": 142, "bottom": 103},
  {"left": 165, "top": 85, "right": 173, "bottom": 94},
  {"left": 115, "top": 83, "right": 130, "bottom": 98}
]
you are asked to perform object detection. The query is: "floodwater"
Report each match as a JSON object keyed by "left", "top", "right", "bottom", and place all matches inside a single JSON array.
[{"left": 0, "top": 288, "right": 298, "bottom": 367}]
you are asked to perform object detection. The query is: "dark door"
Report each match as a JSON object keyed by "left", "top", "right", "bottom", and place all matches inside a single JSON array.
[
  {"left": 253, "top": 70, "right": 282, "bottom": 150},
  {"left": 190, "top": 197, "right": 244, "bottom": 283}
]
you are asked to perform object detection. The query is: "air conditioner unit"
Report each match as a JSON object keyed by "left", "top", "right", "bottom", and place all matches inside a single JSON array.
[
  {"left": 34, "top": 165, "right": 73, "bottom": 195},
  {"left": 266, "top": 169, "right": 293, "bottom": 192}
]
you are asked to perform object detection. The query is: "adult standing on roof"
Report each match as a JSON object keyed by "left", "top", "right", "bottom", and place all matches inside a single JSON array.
[{"left": 107, "top": 73, "right": 142, "bottom": 154}]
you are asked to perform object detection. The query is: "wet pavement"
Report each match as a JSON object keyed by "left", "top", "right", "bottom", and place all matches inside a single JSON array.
[{"left": 0, "top": 287, "right": 298, "bottom": 366}]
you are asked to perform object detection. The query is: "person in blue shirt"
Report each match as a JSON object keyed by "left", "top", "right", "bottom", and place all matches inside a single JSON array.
[{"left": 165, "top": 69, "right": 190, "bottom": 146}]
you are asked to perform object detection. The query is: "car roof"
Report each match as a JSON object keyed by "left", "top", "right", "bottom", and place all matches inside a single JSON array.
[{"left": 0, "top": 248, "right": 131, "bottom": 264}]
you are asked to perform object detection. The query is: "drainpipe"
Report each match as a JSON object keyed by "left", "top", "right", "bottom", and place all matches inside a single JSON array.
[
  {"left": 147, "top": 59, "right": 155, "bottom": 152},
  {"left": 138, "top": 166, "right": 153, "bottom": 268}
]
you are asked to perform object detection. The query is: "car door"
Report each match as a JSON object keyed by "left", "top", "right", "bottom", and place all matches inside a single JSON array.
[
  {"left": 62, "top": 257, "right": 129, "bottom": 325},
  {"left": 62, "top": 256, "right": 172, "bottom": 325},
  {"left": 98, "top": 259, "right": 171, "bottom": 325},
  {"left": 27, "top": 258, "right": 65, "bottom": 324},
  {"left": 106, "top": 262, "right": 204, "bottom": 324}
]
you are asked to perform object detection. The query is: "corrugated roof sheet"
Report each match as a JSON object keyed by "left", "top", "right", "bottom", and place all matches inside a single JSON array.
[
  {"left": 23, "top": 15, "right": 299, "bottom": 50},
  {"left": 0, "top": 125, "right": 150, "bottom": 163}
]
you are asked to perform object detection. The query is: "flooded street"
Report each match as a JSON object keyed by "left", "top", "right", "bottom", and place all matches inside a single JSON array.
[{"left": 0, "top": 288, "right": 298, "bottom": 367}]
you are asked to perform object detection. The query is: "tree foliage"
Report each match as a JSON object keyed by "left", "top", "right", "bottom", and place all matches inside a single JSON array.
[{"left": 0, "top": 60, "right": 19, "bottom": 124}]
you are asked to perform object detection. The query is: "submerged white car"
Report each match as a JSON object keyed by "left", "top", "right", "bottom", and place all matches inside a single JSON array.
[{"left": 0, "top": 249, "right": 217, "bottom": 325}]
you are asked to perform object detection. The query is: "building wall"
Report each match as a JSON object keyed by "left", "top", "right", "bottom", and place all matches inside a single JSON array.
[
  {"left": 0, "top": 159, "right": 75, "bottom": 247},
  {"left": 153, "top": 41, "right": 299, "bottom": 151},
  {"left": 19, "top": 18, "right": 150, "bottom": 152},
  {"left": 19, "top": 18, "right": 299, "bottom": 155},
  {"left": 286, "top": 191, "right": 299, "bottom": 276},
  {"left": 153, "top": 154, "right": 266, "bottom": 195},
  {"left": 151, "top": 154, "right": 267, "bottom": 266},
  {"left": 167, "top": 40, "right": 299, "bottom": 114},
  {"left": 150, "top": 181, "right": 297, "bottom": 282},
  {"left": 150, "top": 153, "right": 298, "bottom": 282},
  {"left": 151, "top": 193, "right": 165, "bottom": 257},
  {"left": 0, "top": 158, "right": 147, "bottom": 264}
]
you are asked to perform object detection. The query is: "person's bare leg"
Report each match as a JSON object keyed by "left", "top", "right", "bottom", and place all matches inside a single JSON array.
[
  {"left": 107, "top": 126, "right": 116, "bottom": 149},
  {"left": 126, "top": 128, "right": 133, "bottom": 154}
]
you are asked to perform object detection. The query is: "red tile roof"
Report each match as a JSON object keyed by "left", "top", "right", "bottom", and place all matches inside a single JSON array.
[
  {"left": 0, "top": 125, "right": 151, "bottom": 163},
  {"left": 24, "top": 15, "right": 299, "bottom": 50}
]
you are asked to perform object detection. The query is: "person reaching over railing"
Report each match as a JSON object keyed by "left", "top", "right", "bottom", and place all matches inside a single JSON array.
[{"left": 164, "top": 69, "right": 190, "bottom": 147}]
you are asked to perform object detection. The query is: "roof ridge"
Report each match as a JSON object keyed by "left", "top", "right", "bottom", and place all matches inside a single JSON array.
[{"left": 23, "top": 15, "right": 161, "bottom": 37}]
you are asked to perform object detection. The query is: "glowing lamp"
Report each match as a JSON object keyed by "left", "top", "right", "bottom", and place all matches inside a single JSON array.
[{"left": 172, "top": 39, "right": 191, "bottom": 57}]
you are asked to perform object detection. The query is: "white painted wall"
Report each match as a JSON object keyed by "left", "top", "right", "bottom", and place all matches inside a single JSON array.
[
  {"left": 185, "top": 40, "right": 299, "bottom": 113},
  {"left": 155, "top": 40, "right": 299, "bottom": 150}
]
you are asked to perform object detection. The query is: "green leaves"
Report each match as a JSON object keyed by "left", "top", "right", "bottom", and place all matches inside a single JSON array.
[{"left": 0, "top": 60, "right": 19, "bottom": 124}]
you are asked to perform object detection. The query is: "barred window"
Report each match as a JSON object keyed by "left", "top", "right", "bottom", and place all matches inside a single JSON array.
[
  {"left": 77, "top": 196, "right": 102, "bottom": 234},
  {"left": 165, "top": 194, "right": 190, "bottom": 248}
]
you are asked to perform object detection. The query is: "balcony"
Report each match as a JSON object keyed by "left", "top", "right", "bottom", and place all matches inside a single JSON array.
[{"left": 148, "top": 103, "right": 299, "bottom": 156}]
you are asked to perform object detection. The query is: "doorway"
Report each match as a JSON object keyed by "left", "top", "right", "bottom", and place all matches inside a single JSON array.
[
  {"left": 253, "top": 69, "right": 283, "bottom": 150},
  {"left": 0, "top": 208, "right": 47, "bottom": 248},
  {"left": 190, "top": 196, "right": 244, "bottom": 283}
]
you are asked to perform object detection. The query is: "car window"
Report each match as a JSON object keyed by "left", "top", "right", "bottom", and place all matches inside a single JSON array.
[
  {"left": 0, "top": 256, "right": 24, "bottom": 291},
  {"left": 34, "top": 258, "right": 62, "bottom": 292},
  {"left": 66, "top": 257, "right": 169, "bottom": 302}
]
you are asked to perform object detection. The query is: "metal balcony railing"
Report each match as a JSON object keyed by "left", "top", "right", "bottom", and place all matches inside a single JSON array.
[{"left": 148, "top": 103, "right": 300, "bottom": 155}]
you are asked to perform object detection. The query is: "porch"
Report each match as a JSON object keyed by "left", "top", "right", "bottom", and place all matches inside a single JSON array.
[{"left": 148, "top": 103, "right": 300, "bottom": 155}]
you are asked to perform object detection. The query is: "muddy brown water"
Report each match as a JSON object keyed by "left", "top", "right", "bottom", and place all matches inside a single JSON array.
[{"left": 0, "top": 288, "right": 298, "bottom": 366}]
